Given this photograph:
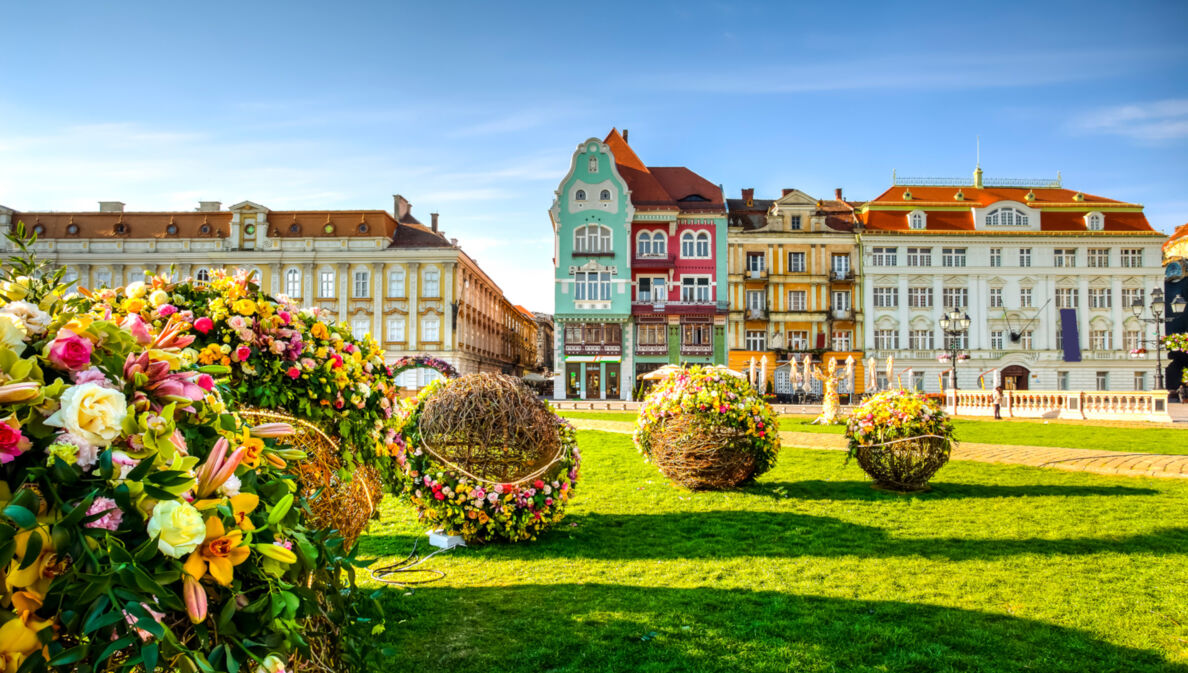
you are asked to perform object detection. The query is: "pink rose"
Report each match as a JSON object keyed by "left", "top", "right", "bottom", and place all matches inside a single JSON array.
[
  {"left": 0, "top": 419, "right": 29, "bottom": 464},
  {"left": 234, "top": 345, "right": 252, "bottom": 362},
  {"left": 286, "top": 367, "right": 300, "bottom": 379},
  {"left": 330, "top": 354, "right": 343, "bottom": 369},
  {"left": 196, "top": 373, "right": 214, "bottom": 391},
  {"left": 193, "top": 317, "right": 214, "bottom": 334},
  {"left": 85, "top": 496, "right": 124, "bottom": 531},
  {"left": 120, "top": 315, "right": 152, "bottom": 345},
  {"left": 157, "top": 304, "right": 178, "bottom": 317},
  {"left": 278, "top": 311, "right": 292, "bottom": 325},
  {"left": 47, "top": 329, "right": 93, "bottom": 371}
]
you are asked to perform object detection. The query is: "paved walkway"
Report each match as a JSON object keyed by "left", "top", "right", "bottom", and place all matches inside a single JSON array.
[{"left": 568, "top": 419, "right": 1188, "bottom": 480}]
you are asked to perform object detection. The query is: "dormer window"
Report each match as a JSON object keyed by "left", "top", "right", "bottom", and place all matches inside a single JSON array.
[
  {"left": 575, "top": 189, "right": 587, "bottom": 201},
  {"left": 987, "top": 207, "right": 1028, "bottom": 227},
  {"left": 600, "top": 189, "right": 611, "bottom": 201},
  {"left": 908, "top": 210, "right": 926, "bottom": 230},
  {"left": 1086, "top": 212, "right": 1104, "bottom": 231}
]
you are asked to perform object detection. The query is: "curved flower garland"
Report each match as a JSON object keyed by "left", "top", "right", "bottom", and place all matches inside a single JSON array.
[
  {"left": 0, "top": 227, "right": 377, "bottom": 673},
  {"left": 634, "top": 365, "right": 780, "bottom": 478},
  {"left": 393, "top": 380, "right": 580, "bottom": 543},
  {"left": 844, "top": 389, "right": 955, "bottom": 458},
  {"left": 390, "top": 354, "right": 458, "bottom": 381}
]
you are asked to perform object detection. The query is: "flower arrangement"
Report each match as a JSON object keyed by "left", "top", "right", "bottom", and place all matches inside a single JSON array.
[
  {"left": 1130, "top": 347, "right": 1148, "bottom": 358},
  {"left": 77, "top": 268, "right": 404, "bottom": 490},
  {"left": 936, "top": 353, "right": 951, "bottom": 362},
  {"left": 0, "top": 224, "right": 382, "bottom": 672},
  {"left": 390, "top": 354, "right": 458, "bottom": 381},
  {"left": 844, "top": 389, "right": 955, "bottom": 491},
  {"left": 1164, "top": 333, "right": 1188, "bottom": 352},
  {"left": 956, "top": 353, "right": 970, "bottom": 361},
  {"left": 393, "top": 375, "right": 580, "bottom": 543},
  {"left": 634, "top": 366, "right": 779, "bottom": 488}
]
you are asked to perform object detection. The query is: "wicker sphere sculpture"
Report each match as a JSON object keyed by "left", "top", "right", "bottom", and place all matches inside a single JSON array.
[
  {"left": 634, "top": 365, "right": 780, "bottom": 490},
  {"left": 396, "top": 373, "right": 581, "bottom": 543},
  {"left": 844, "top": 389, "right": 955, "bottom": 492}
]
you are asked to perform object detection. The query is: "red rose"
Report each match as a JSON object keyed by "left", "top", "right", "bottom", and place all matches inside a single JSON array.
[
  {"left": 234, "top": 345, "right": 252, "bottom": 362},
  {"left": 286, "top": 366, "right": 300, "bottom": 379},
  {"left": 193, "top": 317, "right": 214, "bottom": 334},
  {"left": 534, "top": 480, "right": 545, "bottom": 489}
]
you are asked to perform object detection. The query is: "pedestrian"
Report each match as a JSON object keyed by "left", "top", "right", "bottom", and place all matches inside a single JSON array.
[
  {"left": 1178, "top": 381, "right": 1188, "bottom": 404},
  {"left": 992, "top": 385, "right": 1004, "bottom": 420}
]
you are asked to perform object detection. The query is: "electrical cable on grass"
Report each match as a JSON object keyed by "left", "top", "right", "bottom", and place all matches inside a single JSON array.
[{"left": 370, "top": 537, "right": 453, "bottom": 586}]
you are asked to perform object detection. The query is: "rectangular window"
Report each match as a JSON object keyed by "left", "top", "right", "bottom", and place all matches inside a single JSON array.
[
  {"left": 1120, "top": 249, "right": 1144, "bottom": 268},
  {"left": 832, "top": 331, "right": 852, "bottom": 351},
  {"left": 874, "top": 330, "right": 899, "bottom": 350},
  {"left": 1096, "top": 371, "right": 1109, "bottom": 391},
  {"left": 1122, "top": 288, "right": 1144, "bottom": 310},
  {"left": 746, "top": 253, "right": 766, "bottom": 273},
  {"left": 637, "top": 323, "right": 667, "bottom": 346},
  {"left": 873, "top": 287, "right": 898, "bottom": 308},
  {"left": 745, "top": 330, "right": 766, "bottom": 351},
  {"left": 1089, "top": 288, "right": 1112, "bottom": 309},
  {"left": 989, "top": 288, "right": 1003, "bottom": 308},
  {"left": 1125, "top": 330, "right": 1141, "bottom": 351},
  {"left": 1058, "top": 371, "right": 1070, "bottom": 391},
  {"left": 388, "top": 269, "right": 405, "bottom": 297},
  {"left": 681, "top": 277, "right": 711, "bottom": 302},
  {"left": 788, "top": 215, "right": 802, "bottom": 230},
  {"left": 1020, "top": 288, "right": 1033, "bottom": 308},
  {"left": 386, "top": 318, "right": 405, "bottom": 342},
  {"left": 575, "top": 272, "right": 612, "bottom": 302},
  {"left": 319, "top": 270, "right": 335, "bottom": 298},
  {"left": 906, "top": 247, "right": 931, "bottom": 267},
  {"left": 1020, "top": 330, "right": 1033, "bottom": 349},
  {"left": 908, "top": 287, "right": 933, "bottom": 308},
  {"left": 682, "top": 323, "right": 712, "bottom": 346},
  {"left": 1134, "top": 372, "right": 1147, "bottom": 391},
  {"left": 831, "top": 254, "right": 851, "bottom": 275},
  {"left": 351, "top": 318, "right": 369, "bottom": 340},
  {"left": 1056, "top": 288, "right": 1079, "bottom": 309},
  {"left": 422, "top": 317, "right": 440, "bottom": 342},
  {"left": 832, "top": 290, "right": 851, "bottom": 311},
  {"left": 871, "top": 247, "right": 897, "bottom": 266},
  {"left": 746, "top": 290, "right": 766, "bottom": 313},
  {"left": 1054, "top": 248, "right": 1076, "bottom": 267},
  {"left": 908, "top": 330, "right": 934, "bottom": 350},
  {"left": 944, "top": 333, "right": 968, "bottom": 350},
  {"left": 1019, "top": 248, "right": 1032, "bottom": 267},
  {"left": 788, "top": 290, "right": 807, "bottom": 311},
  {"left": 942, "top": 247, "right": 967, "bottom": 267},
  {"left": 638, "top": 277, "right": 667, "bottom": 303},
  {"left": 787, "top": 252, "right": 806, "bottom": 272},
  {"left": 989, "top": 248, "right": 1002, "bottom": 267},
  {"left": 942, "top": 287, "right": 968, "bottom": 309},
  {"left": 353, "top": 271, "right": 370, "bottom": 298},
  {"left": 422, "top": 270, "right": 441, "bottom": 298},
  {"left": 1087, "top": 248, "right": 1110, "bottom": 268},
  {"left": 1091, "top": 330, "right": 1112, "bottom": 350},
  {"left": 990, "top": 330, "right": 1004, "bottom": 350},
  {"left": 788, "top": 330, "right": 808, "bottom": 350}
]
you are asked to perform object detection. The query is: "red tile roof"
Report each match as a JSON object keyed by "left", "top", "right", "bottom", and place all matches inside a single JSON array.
[{"left": 603, "top": 129, "right": 723, "bottom": 213}]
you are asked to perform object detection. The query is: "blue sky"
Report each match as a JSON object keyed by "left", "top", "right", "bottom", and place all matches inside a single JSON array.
[{"left": 1, "top": 1, "right": 1186, "bottom": 312}]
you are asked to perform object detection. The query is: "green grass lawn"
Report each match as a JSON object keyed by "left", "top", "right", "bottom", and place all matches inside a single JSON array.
[
  {"left": 557, "top": 411, "right": 1188, "bottom": 455},
  {"left": 360, "top": 430, "right": 1188, "bottom": 673}
]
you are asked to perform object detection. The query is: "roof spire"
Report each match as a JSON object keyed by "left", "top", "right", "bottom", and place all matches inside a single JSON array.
[{"left": 973, "top": 136, "right": 984, "bottom": 188}]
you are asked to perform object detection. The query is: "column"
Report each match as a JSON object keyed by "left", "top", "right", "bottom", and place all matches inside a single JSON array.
[
  {"left": 442, "top": 261, "right": 456, "bottom": 353},
  {"left": 372, "top": 263, "right": 385, "bottom": 345},
  {"left": 932, "top": 275, "right": 944, "bottom": 351},
  {"left": 897, "top": 275, "right": 910, "bottom": 352},
  {"left": 176, "top": 263, "right": 190, "bottom": 282},
  {"left": 968, "top": 276, "right": 983, "bottom": 351},
  {"left": 1111, "top": 277, "right": 1123, "bottom": 352},
  {"left": 111, "top": 264, "right": 124, "bottom": 287},
  {"left": 75, "top": 263, "right": 90, "bottom": 288},
  {"left": 407, "top": 263, "right": 419, "bottom": 350},
  {"left": 270, "top": 264, "right": 281, "bottom": 296},
  {"left": 337, "top": 262, "right": 349, "bottom": 320},
  {"left": 302, "top": 263, "right": 314, "bottom": 303}
]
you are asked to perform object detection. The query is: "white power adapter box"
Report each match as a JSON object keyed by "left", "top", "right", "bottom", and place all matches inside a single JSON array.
[{"left": 427, "top": 529, "right": 466, "bottom": 550}]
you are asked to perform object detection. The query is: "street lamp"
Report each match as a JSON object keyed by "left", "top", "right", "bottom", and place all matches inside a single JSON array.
[
  {"left": 938, "top": 309, "right": 971, "bottom": 391},
  {"left": 1130, "top": 288, "right": 1186, "bottom": 389}
]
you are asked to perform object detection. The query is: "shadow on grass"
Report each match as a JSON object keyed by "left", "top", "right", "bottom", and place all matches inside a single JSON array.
[
  {"left": 364, "top": 511, "right": 1188, "bottom": 562},
  {"left": 380, "top": 583, "right": 1186, "bottom": 673},
  {"left": 749, "top": 480, "right": 1161, "bottom": 501}
]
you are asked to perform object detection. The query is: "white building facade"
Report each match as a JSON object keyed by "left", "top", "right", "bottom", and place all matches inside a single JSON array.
[{"left": 860, "top": 171, "right": 1166, "bottom": 392}]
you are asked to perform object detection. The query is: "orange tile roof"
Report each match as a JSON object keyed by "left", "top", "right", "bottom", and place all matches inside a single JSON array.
[
  {"left": 603, "top": 129, "right": 724, "bottom": 213},
  {"left": 1165, "top": 222, "right": 1188, "bottom": 251}
]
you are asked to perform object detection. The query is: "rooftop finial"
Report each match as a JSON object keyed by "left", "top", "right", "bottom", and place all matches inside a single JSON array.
[{"left": 973, "top": 136, "right": 984, "bottom": 189}]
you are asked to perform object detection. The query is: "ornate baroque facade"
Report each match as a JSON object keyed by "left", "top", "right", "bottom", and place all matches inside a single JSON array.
[{"left": 0, "top": 196, "right": 537, "bottom": 384}]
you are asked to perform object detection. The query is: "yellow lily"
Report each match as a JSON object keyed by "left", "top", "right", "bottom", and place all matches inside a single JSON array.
[
  {"left": 182, "top": 517, "right": 250, "bottom": 587},
  {"left": 0, "top": 610, "right": 52, "bottom": 673},
  {"left": 230, "top": 493, "right": 258, "bottom": 531},
  {"left": 5, "top": 528, "right": 58, "bottom": 596}
]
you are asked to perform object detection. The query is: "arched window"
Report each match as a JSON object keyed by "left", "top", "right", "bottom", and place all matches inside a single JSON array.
[
  {"left": 285, "top": 268, "right": 301, "bottom": 297},
  {"left": 680, "top": 232, "right": 696, "bottom": 257},
  {"left": 695, "top": 231, "right": 710, "bottom": 257},
  {"left": 600, "top": 189, "right": 611, "bottom": 201},
  {"left": 909, "top": 211, "right": 926, "bottom": 230},
  {"left": 574, "top": 224, "right": 612, "bottom": 254},
  {"left": 636, "top": 231, "right": 652, "bottom": 256},
  {"left": 986, "top": 207, "right": 1028, "bottom": 227},
  {"left": 95, "top": 268, "right": 112, "bottom": 288},
  {"left": 1086, "top": 212, "right": 1104, "bottom": 231},
  {"left": 651, "top": 231, "right": 666, "bottom": 256},
  {"left": 195, "top": 268, "right": 210, "bottom": 284},
  {"left": 575, "top": 189, "right": 587, "bottom": 201},
  {"left": 422, "top": 268, "right": 441, "bottom": 298}
]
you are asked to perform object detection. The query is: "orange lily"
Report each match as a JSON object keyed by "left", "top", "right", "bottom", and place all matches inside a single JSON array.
[
  {"left": 182, "top": 517, "right": 250, "bottom": 586},
  {"left": 230, "top": 493, "right": 258, "bottom": 532}
]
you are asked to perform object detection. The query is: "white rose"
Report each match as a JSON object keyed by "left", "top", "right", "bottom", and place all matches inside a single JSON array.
[
  {"left": 146, "top": 500, "right": 206, "bottom": 558},
  {"left": 124, "top": 281, "right": 148, "bottom": 299},
  {"left": 0, "top": 301, "right": 51, "bottom": 336},
  {"left": 149, "top": 289, "right": 170, "bottom": 307},
  {"left": 44, "top": 383, "right": 128, "bottom": 447},
  {"left": 0, "top": 313, "right": 28, "bottom": 354}
]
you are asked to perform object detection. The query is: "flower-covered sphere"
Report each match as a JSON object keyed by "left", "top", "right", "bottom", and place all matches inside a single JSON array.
[{"left": 634, "top": 366, "right": 780, "bottom": 488}]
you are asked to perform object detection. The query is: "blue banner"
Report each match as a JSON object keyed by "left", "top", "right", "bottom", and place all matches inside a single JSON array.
[{"left": 1060, "top": 308, "right": 1081, "bottom": 362}]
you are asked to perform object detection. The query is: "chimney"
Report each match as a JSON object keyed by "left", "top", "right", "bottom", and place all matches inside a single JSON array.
[
  {"left": 834, "top": 188, "right": 843, "bottom": 201},
  {"left": 623, "top": 129, "right": 629, "bottom": 143},
  {"left": 393, "top": 194, "right": 411, "bottom": 222},
  {"left": 741, "top": 188, "right": 754, "bottom": 205},
  {"left": 99, "top": 201, "right": 125, "bottom": 213},
  {"left": 781, "top": 189, "right": 794, "bottom": 197},
  {"left": 197, "top": 201, "right": 221, "bottom": 212},
  {"left": 431, "top": 212, "right": 439, "bottom": 233}
]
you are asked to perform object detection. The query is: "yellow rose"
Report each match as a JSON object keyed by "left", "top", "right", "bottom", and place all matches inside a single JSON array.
[
  {"left": 0, "top": 314, "right": 27, "bottom": 355},
  {"left": 146, "top": 500, "right": 206, "bottom": 558},
  {"left": 149, "top": 289, "right": 170, "bottom": 307},
  {"left": 232, "top": 299, "right": 257, "bottom": 316},
  {"left": 44, "top": 383, "right": 128, "bottom": 447},
  {"left": 124, "top": 281, "right": 148, "bottom": 299},
  {"left": 123, "top": 298, "right": 145, "bottom": 314}
]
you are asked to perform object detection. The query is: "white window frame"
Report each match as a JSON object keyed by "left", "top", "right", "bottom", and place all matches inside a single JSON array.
[
  {"left": 1085, "top": 212, "right": 1104, "bottom": 231},
  {"left": 637, "top": 276, "right": 667, "bottom": 303},
  {"left": 386, "top": 317, "right": 406, "bottom": 342},
  {"left": 787, "top": 251, "right": 806, "bottom": 272},
  {"left": 1054, "top": 248, "right": 1076, "bottom": 268},
  {"left": 871, "top": 247, "right": 897, "bottom": 266},
  {"left": 1087, "top": 248, "right": 1110, "bottom": 268},
  {"left": 788, "top": 290, "right": 807, "bottom": 311},
  {"left": 422, "top": 267, "right": 441, "bottom": 298},
  {"left": 575, "top": 224, "right": 612, "bottom": 254},
  {"left": 680, "top": 275, "right": 712, "bottom": 303},
  {"left": 989, "top": 248, "right": 1002, "bottom": 267},
  {"left": 832, "top": 331, "right": 853, "bottom": 351},
  {"left": 941, "top": 247, "right": 966, "bottom": 268},
  {"left": 874, "top": 330, "right": 899, "bottom": 350},
  {"left": 319, "top": 270, "right": 335, "bottom": 298},
  {"left": 908, "top": 287, "right": 933, "bottom": 308},
  {"left": 1020, "top": 288, "right": 1033, "bottom": 308},
  {"left": 873, "top": 287, "right": 898, "bottom": 308},
  {"left": 906, "top": 247, "right": 931, "bottom": 267},
  {"left": 832, "top": 290, "right": 851, "bottom": 311},
  {"left": 388, "top": 268, "right": 405, "bottom": 297},
  {"left": 745, "top": 330, "right": 766, "bottom": 351},
  {"left": 908, "top": 210, "right": 926, "bottom": 230},
  {"left": 1019, "top": 248, "right": 1032, "bottom": 267},
  {"left": 680, "top": 232, "right": 695, "bottom": 257},
  {"left": 351, "top": 318, "right": 370, "bottom": 340},
  {"left": 421, "top": 316, "right": 441, "bottom": 342},
  {"left": 989, "top": 287, "right": 1003, "bottom": 308},
  {"left": 1120, "top": 249, "right": 1143, "bottom": 268},
  {"left": 353, "top": 270, "right": 370, "bottom": 299},
  {"left": 694, "top": 231, "right": 711, "bottom": 258},
  {"left": 1089, "top": 288, "right": 1112, "bottom": 309},
  {"left": 788, "top": 330, "right": 808, "bottom": 350}
]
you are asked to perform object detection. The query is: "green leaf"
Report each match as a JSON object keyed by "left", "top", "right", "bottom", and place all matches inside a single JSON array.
[
  {"left": 48, "top": 644, "right": 89, "bottom": 665},
  {"left": 141, "top": 642, "right": 159, "bottom": 672},
  {"left": 82, "top": 596, "right": 112, "bottom": 633},
  {"left": 58, "top": 495, "right": 95, "bottom": 528},
  {"left": 126, "top": 452, "right": 158, "bottom": 482},
  {"left": 219, "top": 414, "right": 237, "bottom": 432},
  {"left": 18, "top": 529, "right": 42, "bottom": 570},
  {"left": 108, "top": 542, "right": 134, "bottom": 566},
  {"left": 96, "top": 635, "right": 137, "bottom": 665},
  {"left": 10, "top": 487, "right": 39, "bottom": 512},
  {"left": 142, "top": 484, "right": 177, "bottom": 501}
]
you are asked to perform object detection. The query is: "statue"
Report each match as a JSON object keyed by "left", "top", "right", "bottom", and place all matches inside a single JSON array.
[{"left": 811, "top": 358, "right": 847, "bottom": 424}]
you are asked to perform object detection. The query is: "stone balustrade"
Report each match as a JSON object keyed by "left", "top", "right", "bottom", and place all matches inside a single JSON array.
[{"left": 946, "top": 389, "right": 1172, "bottom": 423}]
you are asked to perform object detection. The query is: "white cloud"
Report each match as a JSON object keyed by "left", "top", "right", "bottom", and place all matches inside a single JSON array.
[{"left": 1070, "top": 99, "right": 1188, "bottom": 142}]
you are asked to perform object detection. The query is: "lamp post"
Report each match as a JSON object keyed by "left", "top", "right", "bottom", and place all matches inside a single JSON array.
[
  {"left": 938, "top": 309, "right": 972, "bottom": 391},
  {"left": 1130, "top": 288, "right": 1186, "bottom": 390}
]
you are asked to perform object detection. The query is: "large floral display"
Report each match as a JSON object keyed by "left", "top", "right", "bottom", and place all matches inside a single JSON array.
[
  {"left": 394, "top": 374, "right": 580, "bottom": 543},
  {"left": 845, "top": 389, "right": 955, "bottom": 491},
  {"left": 0, "top": 227, "right": 377, "bottom": 672},
  {"left": 634, "top": 366, "right": 779, "bottom": 489}
]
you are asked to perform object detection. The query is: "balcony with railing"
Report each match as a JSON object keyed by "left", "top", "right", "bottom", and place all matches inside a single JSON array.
[
  {"left": 830, "top": 307, "right": 854, "bottom": 321},
  {"left": 745, "top": 267, "right": 768, "bottom": 281},
  {"left": 635, "top": 343, "right": 668, "bottom": 356},
  {"left": 632, "top": 299, "right": 729, "bottom": 316},
  {"left": 829, "top": 269, "right": 855, "bottom": 282},
  {"left": 680, "top": 343, "right": 714, "bottom": 356},
  {"left": 745, "top": 306, "right": 768, "bottom": 321},
  {"left": 632, "top": 252, "right": 676, "bottom": 269},
  {"left": 563, "top": 342, "right": 622, "bottom": 356}
]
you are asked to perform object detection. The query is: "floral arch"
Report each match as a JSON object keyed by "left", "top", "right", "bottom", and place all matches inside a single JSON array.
[{"left": 391, "top": 354, "right": 459, "bottom": 381}]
